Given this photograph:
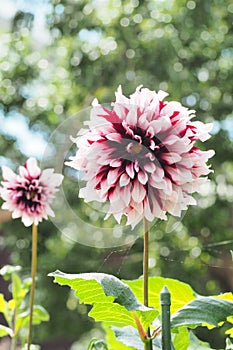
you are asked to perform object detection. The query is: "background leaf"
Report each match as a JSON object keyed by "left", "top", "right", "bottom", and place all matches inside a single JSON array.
[
  {"left": 188, "top": 332, "right": 216, "bottom": 350},
  {"left": 50, "top": 271, "right": 158, "bottom": 329},
  {"left": 172, "top": 327, "right": 190, "bottom": 350},
  {"left": 112, "top": 325, "right": 162, "bottom": 350},
  {"left": 12, "top": 273, "right": 27, "bottom": 308},
  {"left": 0, "top": 265, "right": 21, "bottom": 281},
  {"left": 0, "top": 324, "right": 14, "bottom": 337},
  {"left": 171, "top": 296, "right": 233, "bottom": 328},
  {"left": 16, "top": 305, "right": 50, "bottom": 333},
  {"left": 125, "top": 277, "right": 196, "bottom": 314}
]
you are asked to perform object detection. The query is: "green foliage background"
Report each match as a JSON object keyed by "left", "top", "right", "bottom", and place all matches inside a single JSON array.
[{"left": 0, "top": 0, "right": 233, "bottom": 349}]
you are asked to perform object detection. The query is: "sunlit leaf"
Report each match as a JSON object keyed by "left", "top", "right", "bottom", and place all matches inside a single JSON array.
[
  {"left": 0, "top": 293, "right": 12, "bottom": 324},
  {"left": 125, "top": 277, "right": 196, "bottom": 314},
  {"left": 188, "top": 332, "right": 215, "bottom": 350},
  {"left": 0, "top": 324, "right": 14, "bottom": 338},
  {"left": 0, "top": 265, "right": 21, "bottom": 281},
  {"left": 16, "top": 305, "right": 49, "bottom": 333},
  {"left": 12, "top": 273, "right": 27, "bottom": 308},
  {"left": 172, "top": 327, "right": 190, "bottom": 350},
  {"left": 171, "top": 296, "right": 233, "bottom": 328},
  {"left": 49, "top": 271, "right": 158, "bottom": 330}
]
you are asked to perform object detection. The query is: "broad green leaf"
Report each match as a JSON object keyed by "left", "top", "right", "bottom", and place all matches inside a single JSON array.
[
  {"left": 188, "top": 332, "right": 215, "bottom": 350},
  {"left": 225, "top": 338, "right": 233, "bottom": 349},
  {"left": 226, "top": 316, "right": 233, "bottom": 338},
  {"left": 103, "top": 323, "right": 136, "bottom": 350},
  {"left": 171, "top": 296, "right": 233, "bottom": 328},
  {"left": 8, "top": 299, "right": 16, "bottom": 311},
  {"left": 16, "top": 305, "right": 50, "bottom": 333},
  {"left": 0, "top": 294, "right": 6, "bottom": 314},
  {"left": 50, "top": 271, "right": 147, "bottom": 310},
  {"left": 0, "top": 265, "right": 21, "bottom": 281},
  {"left": 125, "top": 277, "right": 196, "bottom": 314},
  {"left": 0, "top": 324, "right": 14, "bottom": 337},
  {"left": 0, "top": 294, "right": 12, "bottom": 325},
  {"left": 89, "top": 302, "right": 137, "bottom": 328},
  {"left": 112, "top": 326, "right": 144, "bottom": 350},
  {"left": 172, "top": 327, "right": 190, "bottom": 350},
  {"left": 214, "top": 292, "right": 233, "bottom": 302},
  {"left": 12, "top": 273, "right": 27, "bottom": 307},
  {"left": 112, "top": 325, "right": 162, "bottom": 350},
  {"left": 49, "top": 271, "right": 158, "bottom": 330}
]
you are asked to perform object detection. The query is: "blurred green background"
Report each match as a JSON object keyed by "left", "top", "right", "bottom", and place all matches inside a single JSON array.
[{"left": 0, "top": 0, "right": 233, "bottom": 349}]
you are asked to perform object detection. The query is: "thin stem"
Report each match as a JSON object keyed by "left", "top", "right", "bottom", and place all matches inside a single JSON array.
[
  {"left": 143, "top": 218, "right": 153, "bottom": 350},
  {"left": 10, "top": 309, "right": 17, "bottom": 350},
  {"left": 10, "top": 336, "right": 16, "bottom": 350},
  {"left": 143, "top": 218, "right": 149, "bottom": 307},
  {"left": 27, "top": 223, "right": 38, "bottom": 350}
]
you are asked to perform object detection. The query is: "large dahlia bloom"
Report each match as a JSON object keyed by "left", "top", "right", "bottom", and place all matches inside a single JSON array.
[
  {"left": 67, "top": 86, "right": 214, "bottom": 228},
  {"left": 0, "top": 157, "right": 63, "bottom": 227}
]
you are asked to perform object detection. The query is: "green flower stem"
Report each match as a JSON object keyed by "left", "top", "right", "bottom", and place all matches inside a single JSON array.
[
  {"left": 143, "top": 219, "right": 152, "bottom": 350},
  {"left": 10, "top": 334, "right": 16, "bottom": 350},
  {"left": 27, "top": 223, "right": 38, "bottom": 350},
  {"left": 10, "top": 307, "right": 17, "bottom": 350}
]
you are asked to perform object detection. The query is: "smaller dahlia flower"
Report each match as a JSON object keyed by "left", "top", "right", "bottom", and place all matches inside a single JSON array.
[
  {"left": 0, "top": 157, "right": 63, "bottom": 227},
  {"left": 67, "top": 85, "right": 215, "bottom": 228}
]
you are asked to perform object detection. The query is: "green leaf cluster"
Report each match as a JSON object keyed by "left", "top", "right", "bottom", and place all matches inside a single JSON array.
[
  {"left": 0, "top": 265, "right": 49, "bottom": 348},
  {"left": 50, "top": 271, "right": 233, "bottom": 349}
]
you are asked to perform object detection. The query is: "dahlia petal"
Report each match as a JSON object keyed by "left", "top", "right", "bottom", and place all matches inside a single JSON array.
[
  {"left": 183, "top": 177, "right": 207, "bottom": 193},
  {"left": 41, "top": 169, "right": 63, "bottom": 187},
  {"left": 121, "top": 185, "right": 131, "bottom": 206},
  {"left": 119, "top": 173, "right": 130, "bottom": 187},
  {"left": 45, "top": 205, "right": 55, "bottom": 217},
  {"left": 110, "top": 159, "right": 122, "bottom": 167},
  {"left": 106, "top": 133, "right": 122, "bottom": 142},
  {"left": 149, "top": 176, "right": 166, "bottom": 190},
  {"left": 146, "top": 126, "right": 155, "bottom": 137},
  {"left": 160, "top": 152, "right": 182, "bottom": 165},
  {"left": 110, "top": 211, "right": 122, "bottom": 224},
  {"left": 150, "top": 116, "right": 171, "bottom": 133},
  {"left": 191, "top": 121, "right": 213, "bottom": 141},
  {"left": 21, "top": 215, "right": 34, "bottom": 227},
  {"left": 163, "top": 134, "right": 180, "bottom": 146},
  {"left": 80, "top": 186, "right": 103, "bottom": 202},
  {"left": 134, "top": 160, "right": 139, "bottom": 173},
  {"left": 107, "top": 169, "right": 119, "bottom": 185},
  {"left": 144, "top": 162, "right": 156, "bottom": 173},
  {"left": 144, "top": 199, "right": 154, "bottom": 222},
  {"left": 25, "top": 157, "right": 41, "bottom": 178},
  {"left": 132, "top": 181, "right": 146, "bottom": 202},
  {"left": 109, "top": 197, "right": 126, "bottom": 214},
  {"left": 1, "top": 166, "right": 17, "bottom": 182},
  {"left": 138, "top": 171, "right": 148, "bottom": 185},
  {"left": 126, "top": 106, "right": 138, "bottom": 125},
  {"left": 126, "top": 163, "right": 135, "bottom": 179},
  {"left": 145, "top": 152, "right": 155, "bottom": 161},
  {"left": 157, "top": 90, "right": 169, "bottom": 100},
  {"left": 115, "top": 85, "right": 129, "bottom": 104},
  {"left": 131, "top": 200, "right": 143, "bottom": 215},
  {"left": 126, "top": 209, "right": 142, "bottom": 229},
  {"left": 12, "top": 209, "right": 22, "bottom": 219}
]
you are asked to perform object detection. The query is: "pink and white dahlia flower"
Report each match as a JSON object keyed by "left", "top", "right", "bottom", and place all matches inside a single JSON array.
[
  {"left": 0, "top": 157, "right": 63, "bottom": 227},
  {"left": 67, "top": 86, "right": 214, "bottom": 228}
]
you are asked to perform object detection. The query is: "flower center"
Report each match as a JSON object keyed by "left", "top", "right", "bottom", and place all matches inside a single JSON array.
[
  {"left": 29, "top": 190, "right": 36, "bottom": 199},
  {"left": 127, "top": 142, "right": 142, "bottom": 155}
]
